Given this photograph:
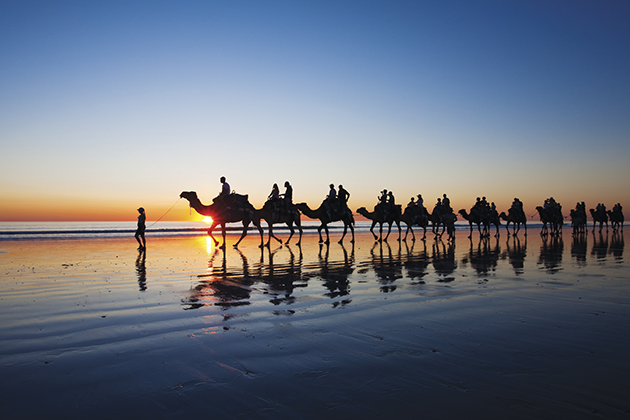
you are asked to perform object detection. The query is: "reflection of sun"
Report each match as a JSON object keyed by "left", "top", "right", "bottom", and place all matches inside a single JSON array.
[{"left": 202, "top": 216, "right": 213, "bottom": 224}]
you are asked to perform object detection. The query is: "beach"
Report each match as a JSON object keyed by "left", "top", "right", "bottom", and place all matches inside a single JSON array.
[{"left": 1, "top": 226, "right": 628, "bottom": 419}]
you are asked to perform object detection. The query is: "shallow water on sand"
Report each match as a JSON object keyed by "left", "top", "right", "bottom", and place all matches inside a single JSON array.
[{"left": 0, "top": 228, "right": 628, "bottom": 419}]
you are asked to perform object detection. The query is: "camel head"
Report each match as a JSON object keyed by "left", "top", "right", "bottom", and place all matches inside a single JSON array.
[
  {"left": 180, "top": 191, "right": 199, "bottom": 201},
  {"left": 356, "top": 207, "right": 368, "bottom": 215}
]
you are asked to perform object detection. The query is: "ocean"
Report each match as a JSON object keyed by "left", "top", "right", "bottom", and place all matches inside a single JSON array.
[{"left": 0, "top": 219, "right": 550, "bottom": 240}]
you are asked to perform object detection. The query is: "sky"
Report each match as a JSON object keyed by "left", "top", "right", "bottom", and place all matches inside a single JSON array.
[{"left": 1, "top": 0, "right": 629, "bottom": 222}]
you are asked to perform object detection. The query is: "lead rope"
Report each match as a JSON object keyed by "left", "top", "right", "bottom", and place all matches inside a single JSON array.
[{"left": 147, "top": 198, "right": 182, "bottom": 228}]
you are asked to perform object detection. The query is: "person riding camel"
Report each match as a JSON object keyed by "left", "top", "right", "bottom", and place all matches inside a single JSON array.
[
  {"left": 338, "top": 185, "right": 350, "bottom": 211},
  {"left": 442, "top": 194, "right": 452, "bottom": 213},
  {"left": 376, "top": 189, "right": 389, "bottom": 219},
  {"left": 387, "top": 191, "right": 396, "bottom": 217},
  {"left": 324, "top": 184, "right": 337, "bottom": 219},
  {"left": 416, "top": 194, "right": 425, "bottom": 216},
  {"left": 266, "top": 183, "right": 281, "bottom": 219},
  {"left": 213, "top": 176, "right": 231, "bottom": 213},
  {"left": 281, "top": 181, "right": 293, "bottom": 213}
]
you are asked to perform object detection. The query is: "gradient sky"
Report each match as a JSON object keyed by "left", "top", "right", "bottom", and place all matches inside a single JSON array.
[{"left": 1, "top": 0, "right": 629, "bottom": 221}]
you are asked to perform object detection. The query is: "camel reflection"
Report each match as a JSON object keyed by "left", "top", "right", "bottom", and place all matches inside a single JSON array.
[
  {"left": 538, "top": 235, "right": 564, "bottom": 274},
  {"left": 590, "top": 231, "right": 625, "bottom": 261},
  {"left": 591, "top": 231, "right": 609, "bottom": 261},
  {"left": 503, "top": 235, "right": 526, "bottom": 275},
  {"left": 432, "top": 239, "right": 457, "bottom": 281},
  {"left": 610, "top": 232, "right": 624, "bottom": 261},
  {"left": 462, "top": 236, "right": 500, "bottom": 277},
  {"left": 183, "top": 247, "right": 254, "bottom": 310},
  {"left": 183, "top": 241, "right": 358, "bottom": 311},
  {"left": 258, "top": 244, "right": 304, "bottom": 307},
  {"left": 402, "top": 240, "right": 430, "bottom": 283},
  {"left": 317, "top": 243, "right": 354, "bottom": 303},
  {"left": 136, "top": 248, "right": 147, "bottom": 291},
  {"left": 369, "top": 241, "right": 403, "bottom": 292},
  {"left": 571, "top": 232, "right": 588, "bottom": 266}
]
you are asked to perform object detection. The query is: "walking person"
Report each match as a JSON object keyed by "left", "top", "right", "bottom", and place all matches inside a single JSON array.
[{"left": 135, "top": 207, "right": 146, "bottom": 250}]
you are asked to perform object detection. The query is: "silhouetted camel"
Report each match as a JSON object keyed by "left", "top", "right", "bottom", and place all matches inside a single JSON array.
[
  {"left": 589, "top": 208, "right": 608, "bottom": 232},
  {"left": 296, "top": 202, "right": 355, "bottom": 244},
  {"left": 458, "top": 209, "right": 489, "bottom": 238},
  {"left": 499, "top": 210, "right": 527, "bottom": 236},
  {"left": 536, "top": 206, "right": 563, "bottom": 236},
  {"left": 570, "top": 209, "right": 587, "bottom": 235},
  {"left": 402, "top": 206, "right": 429, "bottom": 241},
  {"left": 607, "top": 208, "right": 624, "bottom": 231},
  {"left": 256, "top": 203, "right": 303, "bottom": 247},
  {"left": 356, "top": 206, "right": 402, "bottom": 242},
  {"left": 180, "top": 191, "right": 263, "bottom": 248}
]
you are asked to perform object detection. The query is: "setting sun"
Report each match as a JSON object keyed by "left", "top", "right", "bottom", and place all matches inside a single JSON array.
[{"left": 202, "top": 216, "right": 213, "bottom": 224}]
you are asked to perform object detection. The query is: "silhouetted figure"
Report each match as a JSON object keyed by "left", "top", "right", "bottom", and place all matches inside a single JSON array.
[
  {"left": 135, "top": 207, "right": 146, "bottom": 250},
  {"left": 442, "top": 194, "right": 452, "bottom": 213},
  {"left": 324, "top": 183, "right": 337, "bottom": 219},
  {"left": 338, "top": 185, "right": 350, "bottom": 210},
  {"left": 282, "top": 181, "right": 293, "bottom": 211},
  {"left": 213, "top": 176, "right": 231, "bottom": 213}
]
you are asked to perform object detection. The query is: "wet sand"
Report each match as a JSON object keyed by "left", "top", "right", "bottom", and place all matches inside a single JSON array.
[{"left": 1, "top": 228, "right": 629, "bottom": 419}]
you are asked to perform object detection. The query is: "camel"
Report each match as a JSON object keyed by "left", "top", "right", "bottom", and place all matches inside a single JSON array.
[
  {"left": 403, "top": 207, "right": 429, "bottom": 241},
  {"left": 356, "top": 206, "right": 403, "bottom": 242},
  {"left": 570, "top": 209, "right": 587, "bottom": 235},
  {"left": 295, "top": 202, "right": 355, "bottom": 244},
  {"left": 180, "top": 191, "right": 263, "bottom": 248},
  {"left": 589, "top": 208, "right": 608, "bottom": 232},
  {"left": 607, "top": 208, "right": 624, "bottom": 231},
  {"left": 536, "top": 206, "right": 563, "bottom": 235},
  {"left": 427, "top": 208, "right": 454, "bottom": 238},
  {"left": 499, "top": 209, "right": 527, "bottom": 236},
  {"left": 458, "top": 209, "right": 489, "bottom": 238},
  {"left": 256, "top": 202, "right": 303, "bottom": 247}
]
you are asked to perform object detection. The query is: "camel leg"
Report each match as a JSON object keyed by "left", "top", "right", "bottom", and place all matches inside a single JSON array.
[
  {"left": 370, "top": 221, "right": 378, "bottom": 241},
  {"left": 285, "top": 223, "right": 294, "bottom": 245},
  {"left": 396, "top": 221, "right": 402, "bottom": 242},
  {"left": 267, "top": 223, "right": 283, "bottom": 247},
  {"left": 384, "top": 222, "right": 393, "bottom": 242},
  {"left": 207, "top": 221, "right": 221, "bottom": 247},
  {"left": 323, "top": 224, "right": 330, "bottom": 244},
  {"left": 339, "top": 224, "right": 347, "bottom": 244},
  {"left": 220, "top": 223, "right": 228, "bottom": 249},
  {"left": 296, "top": 223, "right": 303, "bottom": 246},
  {"left": 318, "top": 224, "right": 324, "bottom": 243},
  {"left": 233, "top": 221, "right": 249, "bottom": 248}
]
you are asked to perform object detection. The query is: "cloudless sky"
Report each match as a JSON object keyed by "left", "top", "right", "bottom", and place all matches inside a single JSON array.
[{"left": 1, "top": 0, "right": 629, "bottom": 221}]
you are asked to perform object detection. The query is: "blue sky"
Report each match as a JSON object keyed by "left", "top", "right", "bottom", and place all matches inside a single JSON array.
[{"left": 1, "top": 0, "right": 629, "bottom": 220}]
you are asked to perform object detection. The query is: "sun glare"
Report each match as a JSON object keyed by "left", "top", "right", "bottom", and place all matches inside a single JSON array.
[{"left": 202, "top": 216, "right": 213, "bottom": 224}]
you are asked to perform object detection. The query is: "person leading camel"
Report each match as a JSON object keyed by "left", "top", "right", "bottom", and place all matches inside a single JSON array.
[{"left": 135, "top": 207, "right": 146, "bottom": 250}]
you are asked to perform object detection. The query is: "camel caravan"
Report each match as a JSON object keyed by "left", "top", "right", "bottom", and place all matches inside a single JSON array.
[{"left": 179, "top": 177, "right": 624, "bottom": 248}]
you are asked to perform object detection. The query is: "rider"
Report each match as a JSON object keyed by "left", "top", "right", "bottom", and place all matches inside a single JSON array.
[
  {"left": 324, "top": 184, "right": 337, "bottom": 219},
  {"left": 281, "top": 181, "right": 293, "bottom": 212},
  {"left": 338, "top": 185, "right": 350, "bottom": 211},
  {"left": 214, "top": 176, "right": 231, "bottom": 212},
  {"left": 442, "top": 194, "right": 451, "bottom": 213}
]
